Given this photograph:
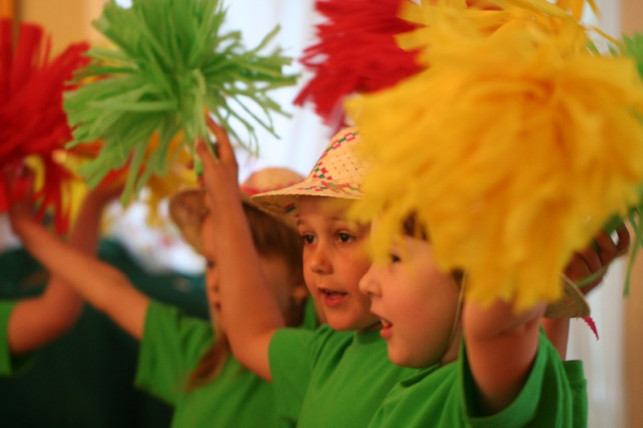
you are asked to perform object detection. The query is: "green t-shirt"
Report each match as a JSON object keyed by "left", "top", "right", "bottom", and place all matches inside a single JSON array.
[
  {"left": 563, "top": 360, "right": 588, "bottom": 428},
  {"left": 0, "top": 301, "right": 16, "bottom": 376},
  {"left": 136, "top": 300, "right": 280, "bottom": 428},
  {"left": 368, "top": 331, "right": 587, "bottom": 427},
  {"left": 269, "top": 324, "right": 417, "bottom": 427},
  {"left": 0, "top": 300, "right": 33, "bottom": 377}
]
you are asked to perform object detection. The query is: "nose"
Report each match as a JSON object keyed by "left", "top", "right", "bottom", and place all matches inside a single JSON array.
[
  {"left": 307, "top": 241, "right": 332, "bottom": 275},
  {"left": 359, "top": 264, "right": 380, "bottom": 297}
]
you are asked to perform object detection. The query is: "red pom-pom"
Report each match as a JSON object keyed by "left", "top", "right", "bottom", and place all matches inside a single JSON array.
[
  {"left": 0, "top": 19, "right": 90, "bottom": 233},
  {"left": 295, "top": 0, "right": 421, "bottom": 130}
]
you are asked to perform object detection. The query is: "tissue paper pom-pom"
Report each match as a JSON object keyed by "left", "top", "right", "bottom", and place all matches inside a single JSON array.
[
  {"left": 346, "top": 5, "right": 643, "bottom": 310},
  {"left": 294, "top": 0, "right": 421, "bottom": 130},
  {"left": 64, "top": 0, "right": 297, "bottom": 203},
  {"left": 0, "top": 19, "right": 90, "bottom": 233},
  {"left": 553, "top": 0, "right": 598, "bottom": 19},
  {"left": 397, "top": 0, "right": 595, "bottom": 68}
]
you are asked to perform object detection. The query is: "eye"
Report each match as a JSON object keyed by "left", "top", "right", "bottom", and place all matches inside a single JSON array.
[
  {"left": 301, "top": 233, "right": 315, "bottom": 245},
  {"left": 389, "top": 253, "right": 401, "bottom": 264},
  {"left": 337, "top": 232, "right": 355, "bottom": 243},
  {"left": 206, "top": 260, "right": 216, "bottom": 269}
]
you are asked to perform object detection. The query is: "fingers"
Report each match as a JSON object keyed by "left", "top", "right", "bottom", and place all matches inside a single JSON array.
[
  {"left": 205, "top": 116, "right": 236, "bottom": 166},
  {"left": 593, "top": 227, "right": 630, "bottom": 264},
  {"left": 196, "top": 136, "right": 218, "bottom": 174},
  {"left": 578, "top": 244, "right": 602, "bottom": 274},
  {"left": 614, "top": 225, "right": 631, "bottom": 256},
  {"left": 564, "top": 251, "right": 604, "bottom": 295},
  {"left": 563, "top": 225, "right": 632, "bottom": 296},
  {"left": 564, "top": 253, "right": 592, "bottom": 283}
]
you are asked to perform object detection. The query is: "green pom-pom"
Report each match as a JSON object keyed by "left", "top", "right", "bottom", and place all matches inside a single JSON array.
[
  {"left": 64, "top": 0, "right": 297, "bottom": 202},
  {"left": 617, "top": 33, "right": 643, "bottom": 79}
]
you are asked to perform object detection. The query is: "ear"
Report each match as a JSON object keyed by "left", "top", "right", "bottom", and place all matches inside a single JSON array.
[{"left": 290, "top": 282, "right": 309, "bottom": 303}]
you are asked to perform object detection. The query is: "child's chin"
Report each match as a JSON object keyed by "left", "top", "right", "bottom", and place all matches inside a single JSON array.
[{"left": 389, "top": 351, "right": 422, "bottom": 369}]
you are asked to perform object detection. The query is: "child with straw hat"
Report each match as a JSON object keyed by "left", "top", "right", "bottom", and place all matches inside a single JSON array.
[
  {"left": 196, "top": 121, "right": 621, "bottom": 426},
  {"left": 196, "top": 125, "right": 417, "bottom": 426},
  {"left": 8, "top": 163, "right": 318, "bottom": 427}
]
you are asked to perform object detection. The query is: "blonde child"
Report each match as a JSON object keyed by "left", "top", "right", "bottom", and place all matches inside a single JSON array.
[
  {"left": 197, "top": 125, "right": 416, "bottom": 426},
  {"left": 8, "top": 167, "right": 315, "bottom": 427},
  {"left": 359, "top": 218, "right": 629, "bottom": 426},
  {"left": 1, "top": 171, "right": 118, "bottom": 375}
]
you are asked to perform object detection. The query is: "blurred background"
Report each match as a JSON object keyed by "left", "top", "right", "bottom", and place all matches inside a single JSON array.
[{"left": 0, "top": 0, "right": 642, "bottom": 427}]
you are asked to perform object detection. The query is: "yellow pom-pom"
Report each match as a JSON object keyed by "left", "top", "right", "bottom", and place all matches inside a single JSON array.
[{"left": 346, "top": 3, "right": 643, "bottom": 310}]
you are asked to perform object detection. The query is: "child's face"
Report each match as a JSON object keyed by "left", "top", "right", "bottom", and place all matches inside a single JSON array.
[
  {"left": 297, "top": 196, "right": 379, "bottom": 332},
  {"left": 201, "top": 213, "right": 222, "bottom": 319},
  {"left": 359, "top": 233, "right": 460, "bottom": 368},
  {"left": 201, "top": 208, "right": 304, "bottom": 330}
]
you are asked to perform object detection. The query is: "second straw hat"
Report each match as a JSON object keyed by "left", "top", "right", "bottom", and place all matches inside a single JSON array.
[
  {"left": 251, "top": 127, "right": 366, "bottom": 216},
  {"left": 169, "top": 167, "right": 304, "bottom": 253}
]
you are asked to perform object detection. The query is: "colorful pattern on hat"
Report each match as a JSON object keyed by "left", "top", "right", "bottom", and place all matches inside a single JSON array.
[{"left": 250, "top": 128, "right": 367, "bottom": 216}]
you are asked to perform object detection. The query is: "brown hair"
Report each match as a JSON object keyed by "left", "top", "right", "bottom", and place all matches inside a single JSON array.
[
  {"left": 185, "top": 203, "right": 304, "bottom": 391},
  {"left": 402, "top": 213, "right": 464, "bottom": 285}
]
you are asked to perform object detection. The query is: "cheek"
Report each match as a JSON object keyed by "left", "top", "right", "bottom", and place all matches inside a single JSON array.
[
  {"left": 205, "top": 271, "right": 218, "bottom": 292},
  {"left": 342, "top": 253, "right": 371, "bottom": 283}
]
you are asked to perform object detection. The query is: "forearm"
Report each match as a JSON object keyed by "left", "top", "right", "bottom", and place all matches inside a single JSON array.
[
  {"left": 464, "top": 299, "right": 544, "bottom": 415},
  {"left": 7, "top": 198, "right": 106, "bottom": 353},
  {"left": 7, "top": 282, "right": 83, "bottom": 354},
  {"left": 215, "top": 197, "right": 283, "bottom": 381},
  {"left": 541, "top": 318, "right": 570, "bottom": 360},
  {"left": 12, "top": 217, "right": 148, "bottom": 339}
]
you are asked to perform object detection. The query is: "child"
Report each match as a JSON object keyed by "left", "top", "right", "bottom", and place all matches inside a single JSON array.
[
  {"left": 8, "top": 167, "right": 314, "bottom": 427},
  {"left": 197, "top": 125, "right": 417, "bottom": 426},
  {"left": 359, "top": 218, "right": 629, "bottom": 426},
  {"left": 1, "top": 171, "right": 118, "bottom": 376}
]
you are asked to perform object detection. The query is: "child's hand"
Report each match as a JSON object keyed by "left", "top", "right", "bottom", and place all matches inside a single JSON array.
[
  {"left": 3, "top": 165, "right": 37, "bottom": 234},
  {"left": 85, "top": 172, "right": 127, "bottom": 207},
  {"left": 563, "top": 225, "right": 630, "bottom": 295},
  {"left": 196, "top": 117, "right": 241, "bottom": 212}
]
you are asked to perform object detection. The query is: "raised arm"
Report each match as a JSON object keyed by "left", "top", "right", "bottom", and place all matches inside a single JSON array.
[
  {"left": 8, "top": 182, "right": 150, "bottom": 341},
  {"left": 196, "top": 124, "right": 284, "bottom": 381},
  {"left": 463, "top": 296, "right": 545, "bottom": 416}
]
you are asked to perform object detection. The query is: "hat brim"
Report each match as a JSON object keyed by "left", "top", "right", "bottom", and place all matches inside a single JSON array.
[
  {"left": 544, "top": 277, "right": 590, "bottom": 318},
  {"left": 250, "top": 181, "right": 362, "bottom": 218},
  {"left": 169, "top": 189, "right": 208, "bottom": 253},
  {"left": 169, "top": 187, "right": 301, "bottom": 253}
]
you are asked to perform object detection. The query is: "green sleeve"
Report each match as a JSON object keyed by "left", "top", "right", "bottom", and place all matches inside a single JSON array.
[
  {"left": 0, "top": 300, "right": 34, "bottom": 377},
  {"left": 134, "top": 300, "right": 214, "bottom": 404},
  {"left": 269, "top": 327, "right": 320, "bottom": 424},
  {"left": 564, "top": 360, "right": 588, "bottom": 428},
  {"left": 463, "top": 330, "right": 584, "bottom": 427}
]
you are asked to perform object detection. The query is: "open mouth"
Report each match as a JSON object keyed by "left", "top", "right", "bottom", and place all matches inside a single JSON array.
[
  {"left": 319, "top": 287, "right": 348, "bottom": 307},
  {"left": 379, "top": 318, "right": 393, "bottom": 339}
]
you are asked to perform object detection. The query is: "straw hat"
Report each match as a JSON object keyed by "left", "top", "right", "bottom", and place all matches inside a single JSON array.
[
  {"left": 544, "top": 277, "right": 590, "bottom": 319},
  {"left": 169, "top": 167, "right": 304, "bottom": 253},
  {"left": 251, "top": 127, "right": 366, "bottom": 216}
]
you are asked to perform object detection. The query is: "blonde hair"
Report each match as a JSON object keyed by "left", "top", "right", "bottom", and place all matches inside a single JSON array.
[{"left": 185, "top": 203, "right": 304, "bottom": 391}]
